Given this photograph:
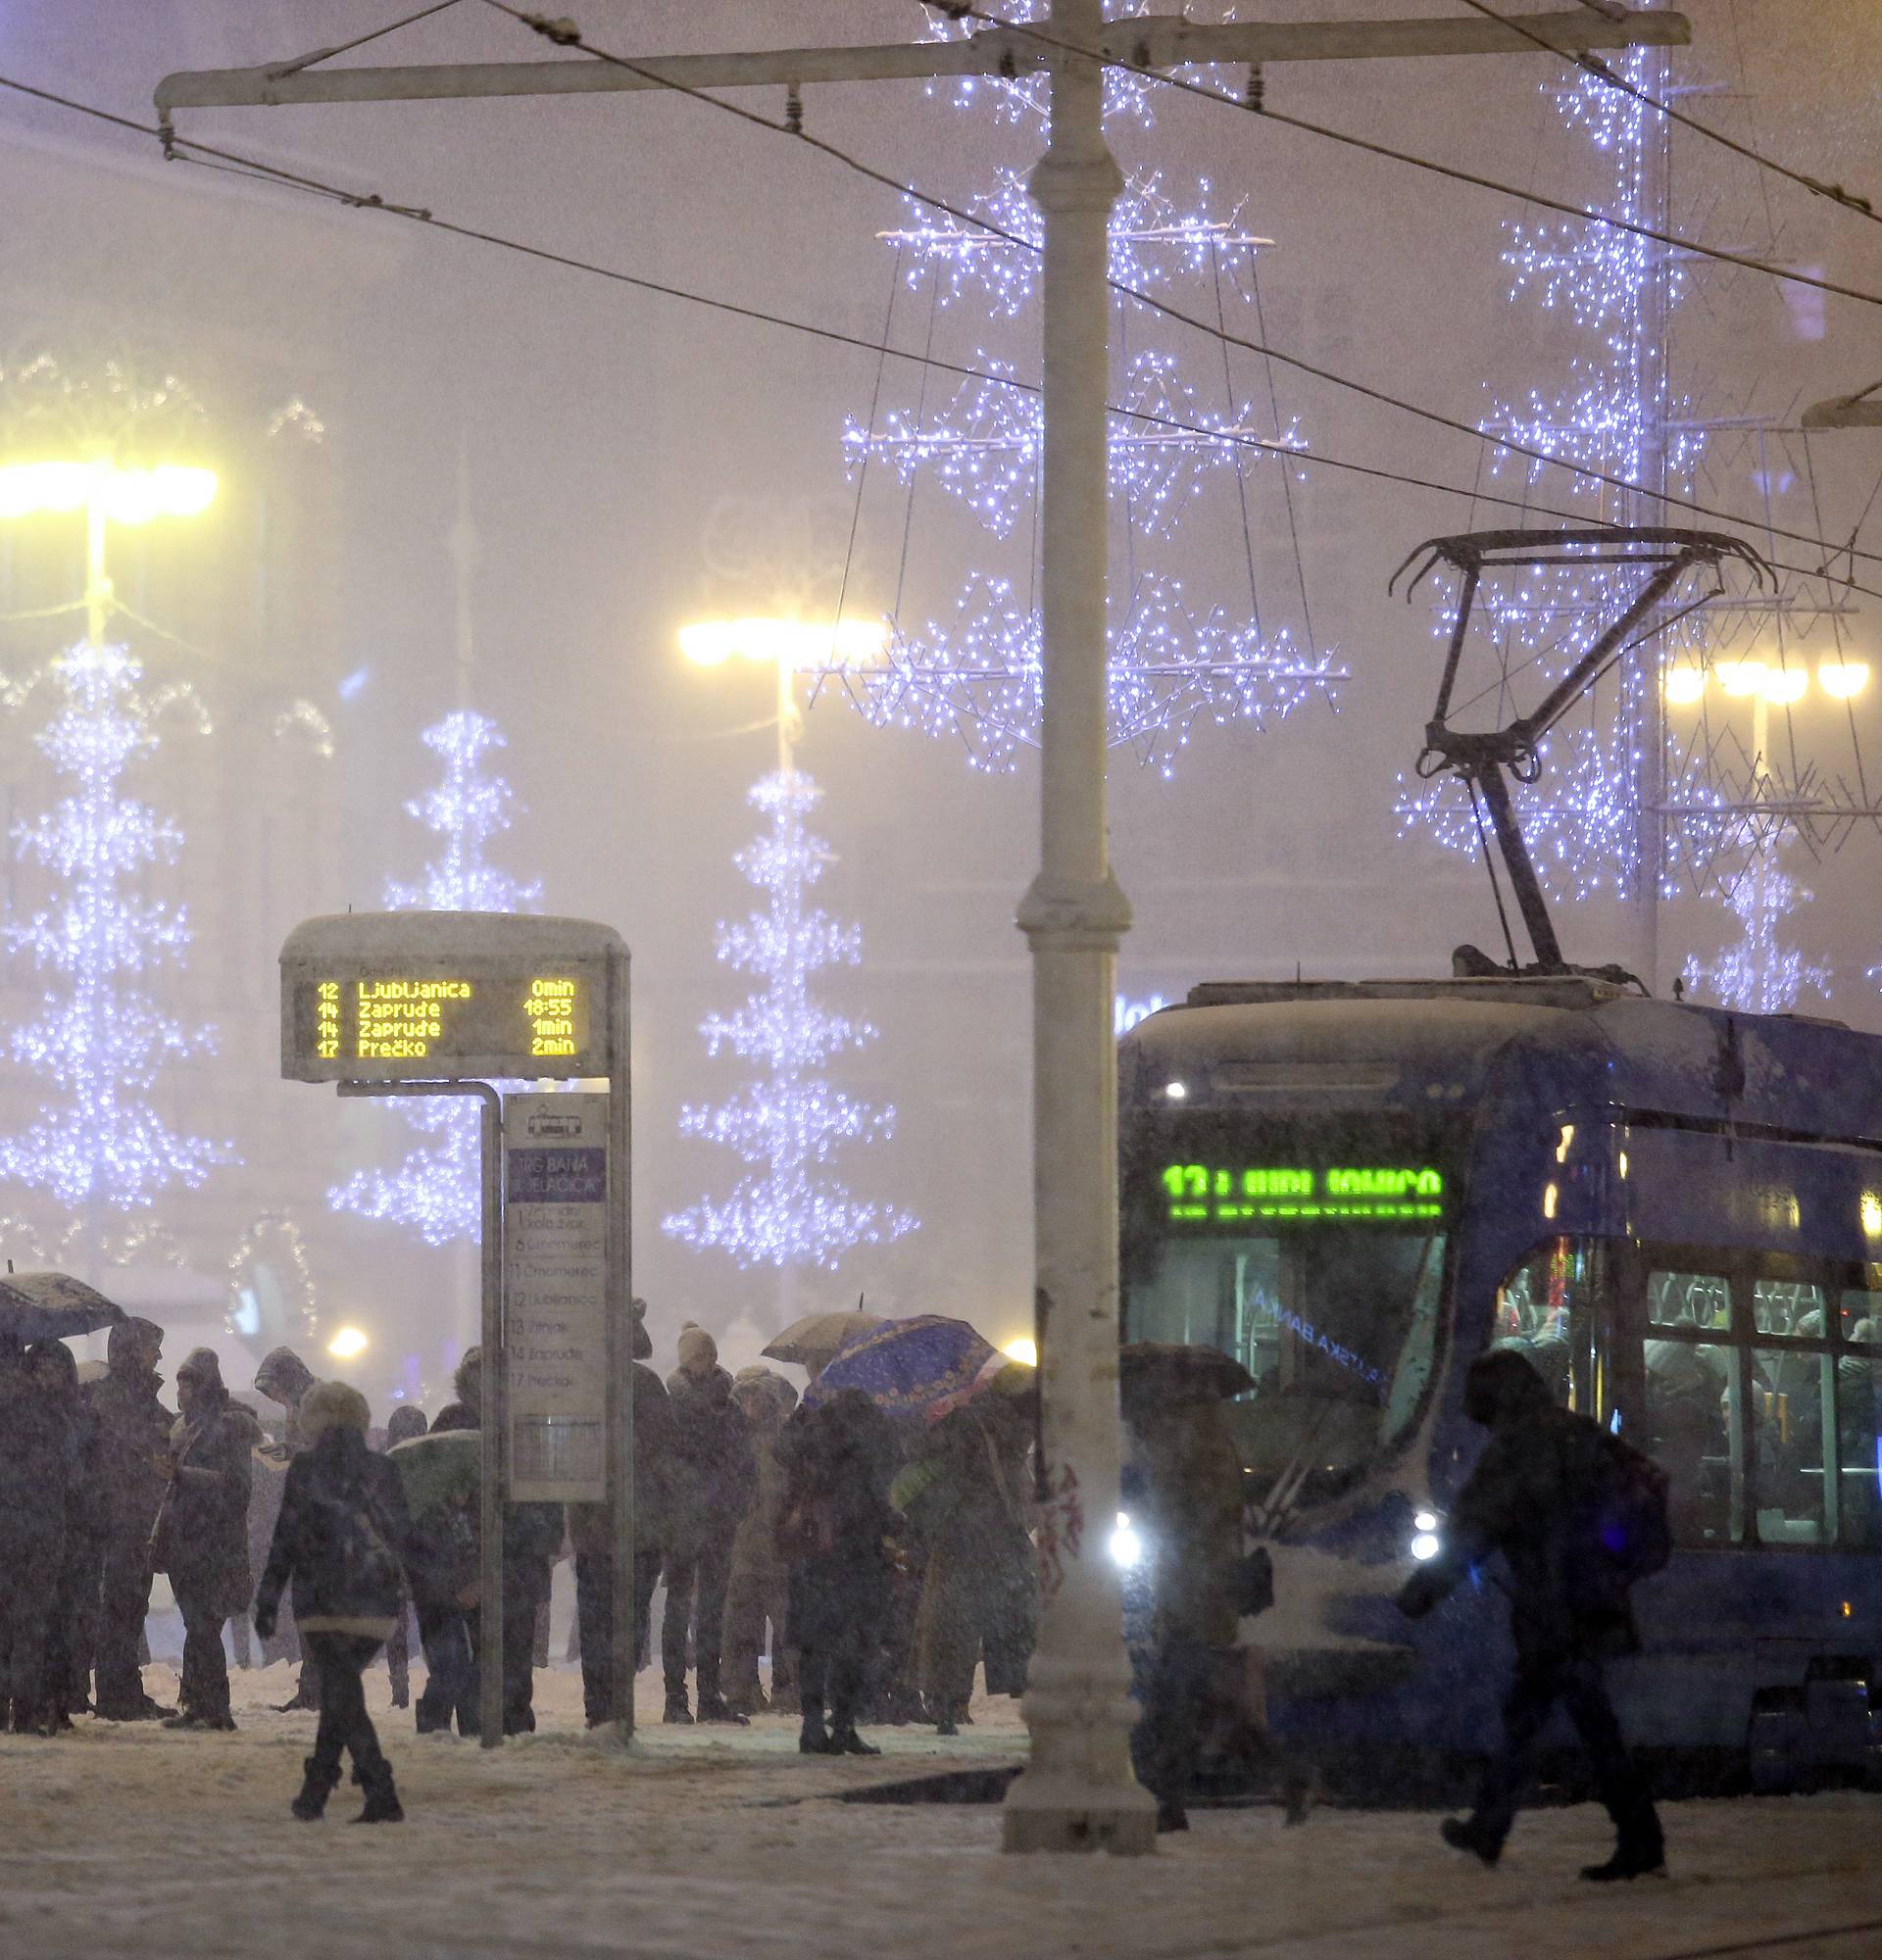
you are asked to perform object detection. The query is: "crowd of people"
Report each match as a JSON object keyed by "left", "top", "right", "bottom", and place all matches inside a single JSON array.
[{"left": 0, "top": 1304, "right": 1058, "bottom": 1806}]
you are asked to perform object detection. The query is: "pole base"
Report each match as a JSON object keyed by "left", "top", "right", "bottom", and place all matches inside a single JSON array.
[{"left": 1002, "top": 1773, "right": 1158, "bottom": 1855}]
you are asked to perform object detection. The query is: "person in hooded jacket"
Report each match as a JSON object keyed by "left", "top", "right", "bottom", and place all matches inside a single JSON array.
[
  {"left": 1398, "top": 1348, "right": 1665, "bottom": 1883},
  {"left": 661, "top": 1325, "right": 757, "bottom": 1725},
  {"left": 440, "top": 1348, "right": 564, "bottom": 1733},
  {"left": 255, "top": 1380, "right": 417, "bottom": 1823},
  {"left": 720, "top": 1367, "right": 800, "bottom": 1717},
  {"left": 0, "top": 1334, "right": 74, "bottom": 1735},
  {"left": 85, "top": 1316, "right": 174, "bottom": 1721},
  {"left": 254, "top": 1346, "right": 322, "bottom": 1711},
  {"left": 569, "top": 1299, "right": 677, "bottom": 1728},
  {"left": 27, "top": 1340, "right": 104, "bottom": 1729},
  {"left": 777, "top": 1387, "right": 899, "bottom": 1756},
  {"left": 152, "top": 1348, "right": 257, "bottom": 1731}
]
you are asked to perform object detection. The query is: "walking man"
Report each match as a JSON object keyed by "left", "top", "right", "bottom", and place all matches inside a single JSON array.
[{"left": 1398, "top": 1349, "right": 1667, "bottom": 1882}]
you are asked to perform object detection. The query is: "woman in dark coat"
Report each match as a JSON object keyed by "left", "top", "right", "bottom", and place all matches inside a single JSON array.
[
  {"left": 26, "top": 1340, "right": 102, "bottom": 1729},
  {"left": 777, "top": 1389, "right": 900, "bottom": 1756},
  {"left": 255, "top": 1380, "right": 416, "bottom": 1823},
  {"left": 152, "top": 1348, "right": 256, "bottom": 1732},
  {"left": 378, "top": 1404, "right": 428, "bottom": 1708}
]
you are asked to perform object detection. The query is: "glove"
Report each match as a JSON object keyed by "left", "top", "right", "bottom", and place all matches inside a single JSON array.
[
  {"left": 253, "top": 1603, "right": 277, "bottom": 1642},
  {"left": 1395, "top": 1568, "right": 1446, "bottom": 1621}
]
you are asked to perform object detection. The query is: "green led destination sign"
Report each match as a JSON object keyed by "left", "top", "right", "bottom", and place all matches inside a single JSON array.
[{"left": 1162, "top": 1163, "right": 1446, "bottom": 1226}]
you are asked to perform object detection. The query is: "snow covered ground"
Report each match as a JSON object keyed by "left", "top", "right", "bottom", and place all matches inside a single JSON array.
[{"left": 3, "top": 1658, "right": 1879, "bottom": 1960}]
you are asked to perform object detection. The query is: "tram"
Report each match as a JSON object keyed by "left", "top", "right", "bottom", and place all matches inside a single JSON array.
[{"left": 1118, "top": 532, "right": 1882, "bottom": 1789}]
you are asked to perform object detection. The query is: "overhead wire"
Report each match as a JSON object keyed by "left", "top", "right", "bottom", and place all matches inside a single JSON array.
[
  {"left": 925, "top": 2, "right": 1882, "bottom": 309},
  {"left": 1452, "top": 0, "right": 1880, "bottom": 224},
  {"left": 4, "top": 64, "right": 1879, "bottom": 607},
  {"left": 268, "top": 0, "right": 468, "bottom": 77},
  {"left": 477, "top": 2, "right": 1882, "bottom": 578}
]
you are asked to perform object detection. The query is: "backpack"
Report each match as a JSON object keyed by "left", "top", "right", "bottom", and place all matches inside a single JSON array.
[
  {"left": 308, "top": 1481, "right": 403, "bottom": 1615},
  {"left": 1589, "top": 1429, "right": 1672, "bottom": 1587}
]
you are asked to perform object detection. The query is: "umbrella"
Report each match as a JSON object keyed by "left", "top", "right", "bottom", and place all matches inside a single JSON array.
[
  {"left": 387, "top": 1428, "right": 480, "bottom": 1518},
  {"left": 0, "top": 1270, "right": 124, "bottom": 1345},
  {"left": 763, "top": 1308, "right": 885, "bottom": 1372},
  {"left": 801, "top": 1313, "right": 1000, "bottom": 1423},
  {"left": 1119, "top": 1341, "right": 1257, "bottom": 1408}
]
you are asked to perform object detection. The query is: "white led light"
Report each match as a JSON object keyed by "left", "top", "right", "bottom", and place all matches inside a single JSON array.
[
  {"left": 1110, "top": 1512, "right": 1144, "bottom": 1569},
  {"left": 1164, "top": 1081, "right": 1188, "bottom": 1101},
  {"left": 1410, "top": 1533, "right": 1442, "bottom": 1562},
  {"left": 1413, "top": 1510, "right": 1439, "bottom": 1533}
]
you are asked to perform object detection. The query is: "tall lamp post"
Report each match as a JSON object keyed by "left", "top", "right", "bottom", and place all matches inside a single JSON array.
[{"left": 678, "top": 614, "right": 888, "bottom": 777}]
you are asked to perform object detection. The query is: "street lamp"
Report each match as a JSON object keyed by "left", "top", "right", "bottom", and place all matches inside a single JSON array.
[
  {"left": 678, "top": 613, "right": 888, "bottom": 773},
  {"left": 0, "top": 456, "right": 220, "bottom": 646}
]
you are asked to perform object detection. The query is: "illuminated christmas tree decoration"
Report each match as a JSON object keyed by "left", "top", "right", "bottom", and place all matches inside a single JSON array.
[
  {"left": 663, "top": 768, "right": 917, "bottom": 1270},
  {"left": 0, "top": 642, "right": 229, "bottom": 1210},
  {"left": 816, "top": 1, "right": 1337, "bottom": 772},
  {"left": 1696, "top": 854, "right": 1830, "bottom": 1015},
  {"left": 328, "top": 710, "right": 540, "bottom": 1246}
]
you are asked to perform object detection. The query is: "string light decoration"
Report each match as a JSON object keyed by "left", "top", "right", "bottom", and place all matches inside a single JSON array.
[
  {"left": 817, "top": 1, "right": 1340, "bottom": 775},
  {"left": 0, "top": 642, "right": 230, "bottom": 1210},
  {"left": 1694, "top": 853, "right": 1830, "bottom": 1015},
  {"left": 327, "top": 710, "right": 541, "bottom": 1245},
  {"left": 663, "top": 768, "right": 917, "bottom": 1270}
]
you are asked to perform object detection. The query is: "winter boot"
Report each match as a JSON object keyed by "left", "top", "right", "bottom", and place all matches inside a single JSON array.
[
  {"left": 664, "top": 1690, "right": 694, "bottom": 1725},
  {"left": 799, "top": 1713, "right": 837, "bottom": 1754},
  {"left": 351, "top": 1765, "right": 404, "bottom": 1825},
  {"left": 1440, "top": 1816, "right": 1504, "bottom": 1867},
  {"left": 291, "top": 1756, "right": 341, "bottom": 1822},
  {"left": 1580, "top": 1834, "right": 1665, "bottom": 1883},
  {"left": 829, "top": 1723, "right": 881, "bottom": 1758},
  {"left": 695, "top": 1693, "right": 750, "bottom": 1726}
]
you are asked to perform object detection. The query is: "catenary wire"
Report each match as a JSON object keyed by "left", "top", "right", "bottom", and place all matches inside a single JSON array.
[
  {"left": 6, "top": 67, "right": 1879, "bottom": 608},
  {"left": 1452, "top": 0, "right": 1880, "bottom": 224},
  {"left": 925, "top": 1, "right": 1882, "bottom": 308},
  {"left": 480, "top": 3, "right": 1882, "bottom": 577},
  {"left": 270, "top": 0, "right": 468, "bottom": 77}
]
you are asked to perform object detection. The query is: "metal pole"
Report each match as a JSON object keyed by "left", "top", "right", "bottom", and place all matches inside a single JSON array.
[
  {"left": 340, "top": 1078, "right": 505, "bottom": 1746},
  {"left": 478, "top": 1086, "right": 505, "bottom": 1749},
  {"left": 608, "top": 944, "right": 636, "bottom": 1741},
  {"left": 1004, "top": 0, "right": 1153, "bottom": 1856}
]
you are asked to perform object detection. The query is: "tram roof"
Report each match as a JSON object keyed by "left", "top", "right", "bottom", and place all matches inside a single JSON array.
[{"left": 1124, "top": 975, "right": 1882, "bottom": 1145}]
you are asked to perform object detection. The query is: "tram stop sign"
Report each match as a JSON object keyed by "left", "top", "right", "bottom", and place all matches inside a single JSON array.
[{"left": 280, "top": 911, "right": 637, "bottom": 1740}]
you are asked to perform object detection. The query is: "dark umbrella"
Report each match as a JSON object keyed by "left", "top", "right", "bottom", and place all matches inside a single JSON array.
[
  {"left": 801, "top": 1313, "right": 1002, "bottom": 1423},
  {"left": 1119, "top": 1341, "right": 1257, "bottom": 1409},
  {"left": 0, "top": 1271, "right": 124, "bottom": 1345},
  {"left": 763, "top": 1308, "right": 885, "bottom": 1373}
]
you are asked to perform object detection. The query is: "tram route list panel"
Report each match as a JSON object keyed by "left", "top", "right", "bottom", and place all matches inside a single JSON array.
[{"left": 285, "top": 962, "right": 601, "bottom": 1080}]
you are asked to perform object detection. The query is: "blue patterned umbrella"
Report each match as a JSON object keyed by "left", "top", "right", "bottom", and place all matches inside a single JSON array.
[{"left": 801, "top": 1313, "right": 1002, "bottom": 1424}]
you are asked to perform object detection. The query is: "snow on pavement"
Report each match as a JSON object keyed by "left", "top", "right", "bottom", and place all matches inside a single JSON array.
[{"left": 2, "top": 1663, "right": 1879, "bottom": 1960}]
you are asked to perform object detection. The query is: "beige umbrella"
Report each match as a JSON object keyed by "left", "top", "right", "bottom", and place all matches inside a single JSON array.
[{"left": 763, "top": 1308, "right": 885, "bottom": 1373}]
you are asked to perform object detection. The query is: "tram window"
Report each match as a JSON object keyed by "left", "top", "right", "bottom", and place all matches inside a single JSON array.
[
  {"left": 1647, "top": 1268, "right": 1731, "bottom": 1331},
  {"left": 1836, "top": 1294, "right": 1882, "bottom": 1548},
  {"left": 1643, "top": 1334, "right": 1742, "bottom": 1545},
  {"left": 1753, "top": 1280, "right": 1828, "bottom": 1339},
  {"left": 1492, "top": 1238, "right": 1590, "bottom": 1407},
  {"left": 1752, "top": 1347, "right": 1833, "bottom": 1545}
]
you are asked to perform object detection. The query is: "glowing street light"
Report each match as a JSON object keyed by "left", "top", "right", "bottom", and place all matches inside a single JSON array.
[
  {"left": 1818, "top": 661, "right": 1871, "bottom": 701},
  {"left": 325, "top": 1325, "right": 370, "bottom": 1361},
  {"left": 1666, "top": 659, "right": 1866, "bottom": 707},
  {"left": 1001, "top": 1335, "right": 1039, "bottom": 1368},
  {"left": 679, "top": 613, "right": 888, "bottom": 773},
  {"left": 0, "top": 455, "right": 220, "bottom": 646}
]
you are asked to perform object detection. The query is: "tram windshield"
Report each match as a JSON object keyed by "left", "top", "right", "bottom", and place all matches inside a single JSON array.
[{"left": 1122, "top": 1121, "right": 1453, "bottom": 1505}]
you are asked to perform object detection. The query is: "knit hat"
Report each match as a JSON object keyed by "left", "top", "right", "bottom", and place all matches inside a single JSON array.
[
  {"left": 676, "top": 1322, "right": 718, "bottom": 1376},
  {"left": 631, "top": 1297, "right": 653, "bottom": 1362},
  {"left": 300, "top": 1378, "right": 371, "bottom": 1444}
]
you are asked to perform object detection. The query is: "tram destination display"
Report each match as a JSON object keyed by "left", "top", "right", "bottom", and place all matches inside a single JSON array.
[
  {"left": 281, "top": 916, "right": 617, "bottom": 1082},
  {"left": 1161, "top": 1161, "right": 1446, "bottom": 1227}
]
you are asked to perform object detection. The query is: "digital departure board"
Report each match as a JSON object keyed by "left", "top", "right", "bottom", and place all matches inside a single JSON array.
[
  {"left": 1162, "top": 1162, "right": 1446, "bottom": 1226},
  {"left": 281, "top": 915, "right": 624, "bottom": 1083}
]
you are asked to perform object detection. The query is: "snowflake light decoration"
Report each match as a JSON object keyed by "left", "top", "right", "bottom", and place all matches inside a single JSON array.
[
  {"left": 328, "top": 710, "right": 541, "bottom": 1246},
  {"left": 821, "top": 4, "right": 1337, "bottom": 771},
  {"left": 663, "top": 769, "right": 917, "bottom": 1271},
  {"left": 0, "top": 642, "right": 230, "bottom": 1210}
]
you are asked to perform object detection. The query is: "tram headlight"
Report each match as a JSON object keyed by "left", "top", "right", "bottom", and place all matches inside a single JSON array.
[
  {"left": 1411, "top": 1509, "right": 1442, "bottom": 1561},
  {"left": 1110, "top": 1511, "right": 1144, "bottom": 1568}
]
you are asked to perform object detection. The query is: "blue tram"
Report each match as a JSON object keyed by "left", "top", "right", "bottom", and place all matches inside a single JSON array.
[{"left": 1119, "top": 972, "right": 1882, "bottom": 1788}]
